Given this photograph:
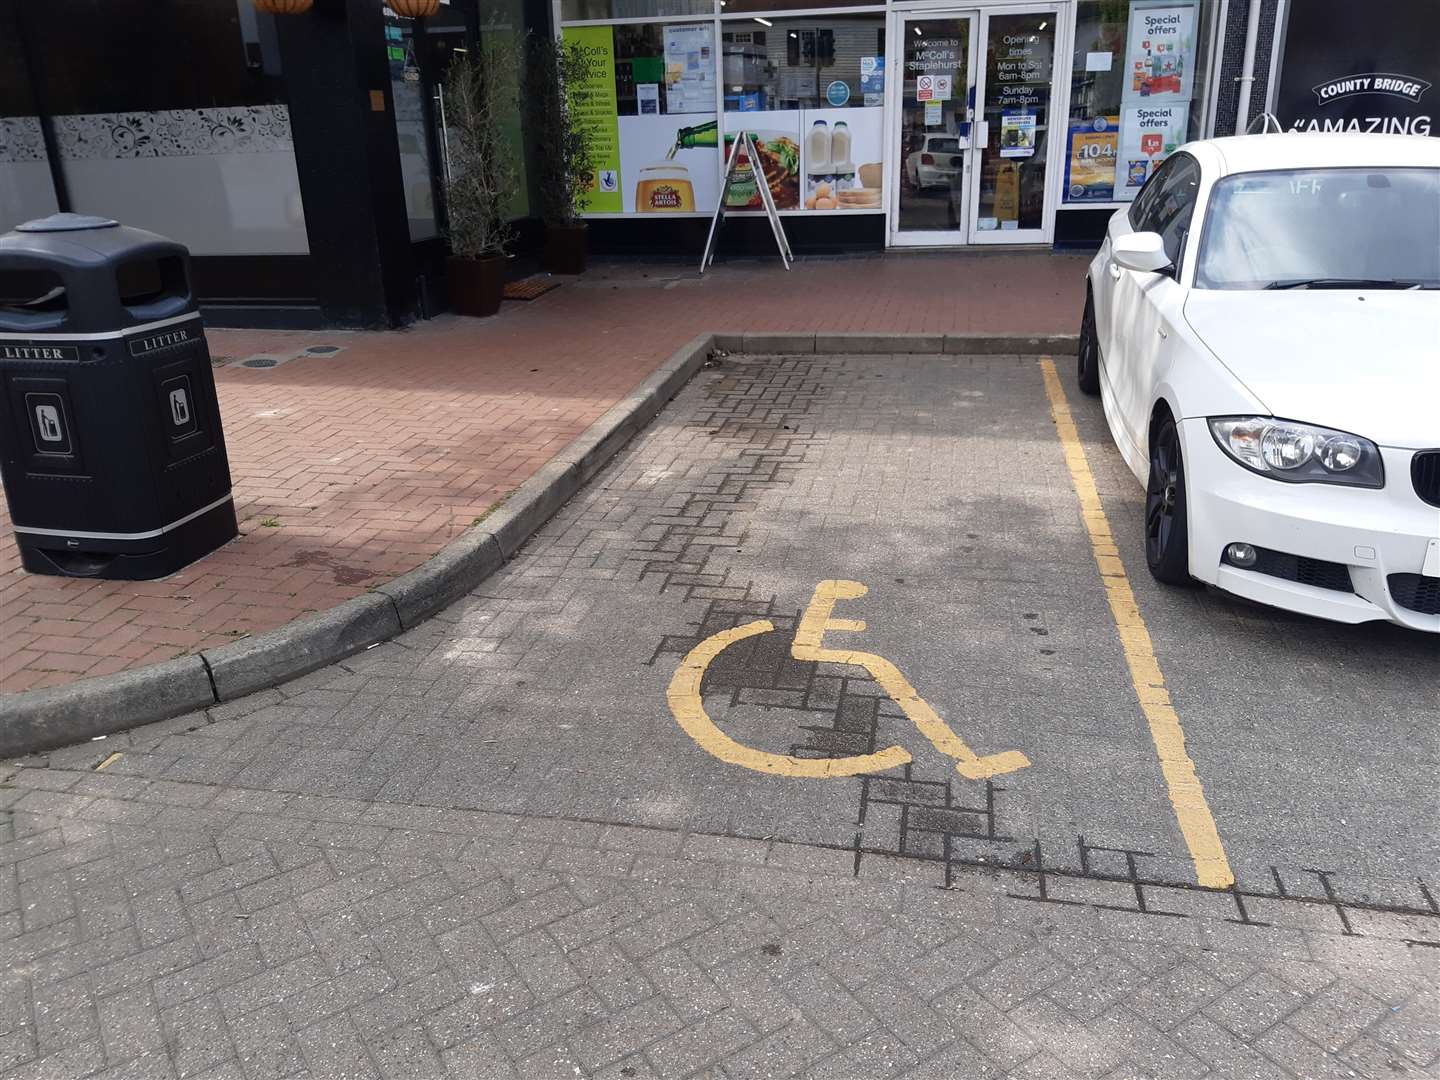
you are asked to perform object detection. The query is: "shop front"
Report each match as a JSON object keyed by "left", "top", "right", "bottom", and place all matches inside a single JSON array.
[
  {"left": 559, "top": 0, "right": 1222, "bottom": 251},
  {"left": 2, "top": 0, "right": 1236, "bottom": 325}
]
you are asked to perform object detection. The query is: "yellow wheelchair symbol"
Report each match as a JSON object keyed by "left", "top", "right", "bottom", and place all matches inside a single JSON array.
[{"left": 667, "top": 580, "right": 1030, "bottom": 780}]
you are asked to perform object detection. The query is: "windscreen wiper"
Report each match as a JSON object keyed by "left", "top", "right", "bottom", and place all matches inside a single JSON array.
[{"left": 1265, "top": 277, "right": 1432, "bottom": 290}]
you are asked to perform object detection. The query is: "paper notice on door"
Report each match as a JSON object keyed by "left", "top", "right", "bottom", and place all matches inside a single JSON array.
[
  {"left": 1085, "top": 51, "right": 1113, "bottom": 72},
  {"left": 637, "top": 84, "right": 660, "bottom": 114},
  {"left": 924, "top": 101, "right": 942, "bottom": 126}
]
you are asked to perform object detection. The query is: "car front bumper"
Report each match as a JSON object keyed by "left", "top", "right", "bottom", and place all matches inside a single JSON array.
[{"left": 1180, "top": 418, "right": 1440, "bottom": 632}]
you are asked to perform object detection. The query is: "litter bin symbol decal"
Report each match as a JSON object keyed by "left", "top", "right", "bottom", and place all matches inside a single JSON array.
[
  {"left": 36, "top": 405, "right": 63, "bottom": 442},
  {"left": 24, "top": 393, "right": 72, "bottom": 454},
  {"left": 169, "top": 387, "right": 191, "bottom": 427},
  {"left": 159, "top": 375, "right": 199, "bottom": 440}
]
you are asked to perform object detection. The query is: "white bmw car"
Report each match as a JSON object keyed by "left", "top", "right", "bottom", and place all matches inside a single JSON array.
[{"left": 1079, "top": 133, "right": 1439, "bottom": 632}]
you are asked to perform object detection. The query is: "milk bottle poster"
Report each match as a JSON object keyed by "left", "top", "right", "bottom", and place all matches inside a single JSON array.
[
  {"left": 1117, "top": 104, "right": 1188, "bottom": 199},
  {"left": 1123, "top": 2, "right": 1196, "bottom": 103}
]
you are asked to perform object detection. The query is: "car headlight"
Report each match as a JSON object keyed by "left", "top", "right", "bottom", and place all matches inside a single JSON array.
[{"left": 1207, "top": 417, "right": 1384, "bottom": 487}]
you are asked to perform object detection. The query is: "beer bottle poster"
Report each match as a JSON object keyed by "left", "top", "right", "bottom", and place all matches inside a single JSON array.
[{"left": 618, "top": 115, "right": 721, "bottom": 213}]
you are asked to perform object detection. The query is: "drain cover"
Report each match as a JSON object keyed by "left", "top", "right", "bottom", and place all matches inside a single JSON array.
[{"left": 241, "top": 357, "right": 280, "bottom": 369}]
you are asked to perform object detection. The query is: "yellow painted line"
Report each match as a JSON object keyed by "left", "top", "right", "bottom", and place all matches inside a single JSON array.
[
  {"left": 95, "top": 752, "right": 124, "bottom": 771},
  {"left": 1039, "top": 357, "right": 1233, "bottom": 889}
]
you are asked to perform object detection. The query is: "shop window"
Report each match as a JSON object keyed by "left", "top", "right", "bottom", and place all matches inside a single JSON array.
[
  {"left": 721, "top": 15, "right": 883, "bottom": 112},
  {"left": 9, "top": 0, "right": 306, "bottom": 255},
  {"left": 1063, "top": 0, "right": 1214, "bottom": 205},
  {"left": 721, "top": 14, "right": 886, "bottom": 214},
  {"left": 561, "top": 0, "right": 714, "bottom": 22},
  {"left": 720, "top": 0, "right": 881, "bottom": 13},
  {"left": 0, "top": 3, "right": 60, "bottom": 231}
]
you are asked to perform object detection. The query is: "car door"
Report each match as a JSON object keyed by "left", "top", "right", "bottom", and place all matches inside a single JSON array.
[
  {"left": 1092, "top": 161, "right": 1164, "bottom": 396},
  {"left": 1106, "top": 154, "right": 1201, "bottom": 458}
]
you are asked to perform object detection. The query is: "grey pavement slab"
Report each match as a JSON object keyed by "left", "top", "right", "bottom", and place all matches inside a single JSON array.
[{"left": 1, "top": 352, "right": 1435, "bottom": 1079}]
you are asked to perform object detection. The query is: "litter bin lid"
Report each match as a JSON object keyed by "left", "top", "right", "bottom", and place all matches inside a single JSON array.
[{"left": 14, "top": 213, "right": 120, "bottom": 233}]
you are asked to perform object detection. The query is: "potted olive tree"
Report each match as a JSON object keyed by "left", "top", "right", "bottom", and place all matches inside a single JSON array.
[
  {"left": 526, "top": 35, "right": 595, "bottom": 275},
  {"left": 444, "top": 45, "right": 518, "bottom": 316}
]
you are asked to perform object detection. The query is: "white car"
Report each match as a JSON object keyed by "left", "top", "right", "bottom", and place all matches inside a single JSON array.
[
  {"left": 1079, "top": 133, "right": 1440, "bottom": 632},
  {"left": 905, "top": 135, "right": 965, "bottom": 190}
]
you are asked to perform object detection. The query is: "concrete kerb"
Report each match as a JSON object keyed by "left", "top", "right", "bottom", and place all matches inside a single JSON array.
[
  {"left": 0, "top": 330, "right": 1074, "bottom": 755},
  {"left": 721, "top": 332, "right": 1078, "bottom": 356}
]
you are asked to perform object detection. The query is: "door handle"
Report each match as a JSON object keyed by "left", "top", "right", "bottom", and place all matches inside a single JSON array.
[{"left": 1108, "top": 262, "right": 1121, "bottom": 280}]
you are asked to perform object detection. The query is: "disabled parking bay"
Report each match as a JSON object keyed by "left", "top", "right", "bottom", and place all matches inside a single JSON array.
[{"left": 6, "top": 350, "right": 1439, "bottom": 1079}]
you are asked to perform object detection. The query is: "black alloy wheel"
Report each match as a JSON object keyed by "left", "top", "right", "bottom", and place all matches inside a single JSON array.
[
  {"left": 1145, "top": 415, "right": 1192, "bottom": 585},
  {"left": 1077, "top": 291, "right": 1101, "bottom": 396}
]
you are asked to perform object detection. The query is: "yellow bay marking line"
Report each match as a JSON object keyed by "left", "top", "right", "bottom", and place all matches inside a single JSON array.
[
  {"left": 1039, "top": 357, "right": 1233, "bottom": 889},
  {"left": 667, "top": 579, "right": 1029, "bottom": 781}
]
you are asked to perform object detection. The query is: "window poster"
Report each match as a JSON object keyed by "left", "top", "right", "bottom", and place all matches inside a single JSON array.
[
  {"left": 1000, "top": 111, "right": 1036, "bottom": 157},
  {"left": 619, "top": 115, "right": 719, "bottom": 213},
  {"left": 721, "top": 107, "right": 884, "bottom": 213},
  {"left": 1122, "top": 2, "right": 1196, "bottom": 103},
  {"left": 722, "top": 114, "right": 801, "bottom": 210},
  {"left": 860, "top": 57, "right": 885, "bottom": 107},
  {"left": 1065, "top": 115, "right": 1119, "bottom": 200},
  {"left": 564, "top": 26, "right": 623, "bottom": 212},
  {"left": 663, "top": 23, "right": 716, "bottom": 115},
  {"left": 1117, "top": 103, "right": 1188, "bottom": 199}
]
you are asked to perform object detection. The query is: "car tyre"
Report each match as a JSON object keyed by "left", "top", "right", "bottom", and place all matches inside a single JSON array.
[
  {"left": 1145, "top": 415, "right": 1193, "bottom": 585},
  {"left": 1077, "top": 290, "right": 1101, "bottom": 396}
]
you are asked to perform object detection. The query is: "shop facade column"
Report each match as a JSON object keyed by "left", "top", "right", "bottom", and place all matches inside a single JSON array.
[{"left": 276, "top": 0, "right": 418, "bottom": 328}]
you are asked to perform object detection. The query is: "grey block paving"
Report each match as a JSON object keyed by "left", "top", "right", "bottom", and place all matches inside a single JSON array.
[{"left": 1, "top": 353, "right": 1436, "bottom": 1079}]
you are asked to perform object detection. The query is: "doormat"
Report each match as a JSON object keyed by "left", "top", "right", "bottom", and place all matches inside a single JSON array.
[{"left": 503, "top": 275, "right": 561, "bottom": 301}]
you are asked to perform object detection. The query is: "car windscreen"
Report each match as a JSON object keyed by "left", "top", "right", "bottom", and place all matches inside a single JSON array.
[{"left": 1194, "top": 166, "right": 1440, "bottom": 290}]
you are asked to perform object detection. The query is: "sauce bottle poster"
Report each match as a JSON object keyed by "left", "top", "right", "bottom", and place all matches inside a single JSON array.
[{"left": 618, "top": 114, "right": 720, "bottom": 213}]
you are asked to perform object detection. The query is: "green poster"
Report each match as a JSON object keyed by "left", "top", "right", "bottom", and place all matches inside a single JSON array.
[{"left": 562, "top": 26, "right": 622, "bottom": 213}]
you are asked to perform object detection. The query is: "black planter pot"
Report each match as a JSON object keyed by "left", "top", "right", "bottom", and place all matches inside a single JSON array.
[
  {"left": 542, "top": 223, "right": 588, "bottom": 275},
  {"left": 447, "top": 254, "right": 505, "bottom": 317}
]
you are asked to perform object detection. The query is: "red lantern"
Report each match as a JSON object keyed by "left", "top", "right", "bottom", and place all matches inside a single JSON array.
[
  {"left": 387, "top": 0, "right": 441, "bottom": 15},
  {"left": 253, "top": 0, "right": 314, "bottom": 12}
]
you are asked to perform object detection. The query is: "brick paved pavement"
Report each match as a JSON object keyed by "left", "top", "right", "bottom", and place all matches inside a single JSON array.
[
  {"left": 0, "top": 253, "right": 1084, "bottom": 694},
  {"left": 1, "top": 350, "right": 1434, "bottom": 1079}
]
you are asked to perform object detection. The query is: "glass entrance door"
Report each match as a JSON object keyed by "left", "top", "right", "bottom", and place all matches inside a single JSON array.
[
  {"left": 967, "top": 6, "right": 1060, "bottom": 243},
  {"left": 889, "top": 12, "right": 978, "bottom": 247}
]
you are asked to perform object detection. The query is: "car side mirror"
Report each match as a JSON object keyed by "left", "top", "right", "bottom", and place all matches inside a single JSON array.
[{"left": 1113, "top": 231, "right": 1173, "bottom": 275}]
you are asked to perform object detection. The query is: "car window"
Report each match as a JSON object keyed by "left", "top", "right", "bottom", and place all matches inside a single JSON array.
[
  {"left": 927, "top": 137, "right": 961, "bottom": 152},
  {"left": 1195, "top": 167, "right": 1440, "bottom": 289},
  {"left": 1126, "top": 154, "right": 1200, "bottom": 270},
  {"left": 1151, "top": 156, "right": 1202, "bottom": 269},
  {"left": 1127, "top": 157, "right": 1175, "bottom": 232}
]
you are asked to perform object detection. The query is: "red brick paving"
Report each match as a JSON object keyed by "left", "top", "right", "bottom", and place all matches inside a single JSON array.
[{"left": 0, "top": 252, "right": 1087, "bottom": 693}]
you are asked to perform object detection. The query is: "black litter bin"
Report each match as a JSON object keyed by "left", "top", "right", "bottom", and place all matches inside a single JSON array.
[{"left": 0, "top": 213, "right": 237, "bottom": 579}]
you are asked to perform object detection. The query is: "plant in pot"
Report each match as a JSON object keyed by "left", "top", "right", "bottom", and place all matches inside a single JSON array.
[
  {"left": 526, "top": 35, "right": 596, "bottom": 275},
  {"left": 444, "top": 44, "right": 518, "bottom": 317}
]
